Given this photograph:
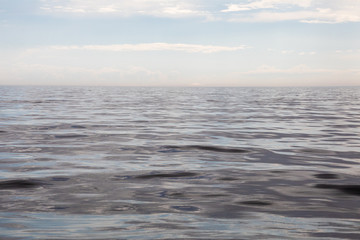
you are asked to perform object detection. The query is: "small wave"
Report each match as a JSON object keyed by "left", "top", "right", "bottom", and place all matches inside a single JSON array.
[
  {"left": 238, "top": 200, "right": 272, "bottom": 206},
  {"left": 171, "top": 205, "right": 200, "bottom": 212},
  {"left": 162, "top": 145, "right": 248, "bottom": 153},
  {"left": 51, "top": 177, "right": 70, "bottom": 181},
  {"left": 135, "top": 171, "right": 198, "bottom": 179},
  {"left": 71, "top": 125, "right": 86, "bottom": 129},
  {"left": 54, "top": 134, "right": 88, "bottom": 139}
]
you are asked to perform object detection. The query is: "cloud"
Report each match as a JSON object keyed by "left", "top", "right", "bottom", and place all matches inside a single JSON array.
[
  {"left": 280, "top": 50, "right": 316, "bottom": 55},
  {"left": 49, "top": 43, "right": 248, "bottom": 53},
  {"left": 240, "top": 65, "right": 360, "bottom": 78},
  {"left": 226, "top": 8, "right": 360, "bottom": 23},
  {"left": 335, "top": 49, "right": 360, "bottom": 54},
  {"left": 244, "top": 64, "right": 338, "bottom": 74},
  {"left": 222, "top": 0, "right": 312, "bottom": 12},
  {"left": 223, "top": 1, "right": 360, "bottom": 23},
  {"left": 38, "top": 0, "right": 360, "bottom": 23},
  {"left": 39, "top": 0, "right": 211, "bottom": 19}
]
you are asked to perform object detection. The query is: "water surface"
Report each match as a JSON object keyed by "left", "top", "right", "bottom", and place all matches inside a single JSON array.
[{"left": 1, "top": 86, "right": 359, "bottom": 239}]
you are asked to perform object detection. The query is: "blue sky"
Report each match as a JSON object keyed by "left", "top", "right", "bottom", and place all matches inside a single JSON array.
[{"left": 1, "top": 0, "right": 360, "bottom": 86}]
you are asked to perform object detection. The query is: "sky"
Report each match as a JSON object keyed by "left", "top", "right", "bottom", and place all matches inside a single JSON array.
[{"left": 0, "top": 0, "right": 360, "bottom": 87}]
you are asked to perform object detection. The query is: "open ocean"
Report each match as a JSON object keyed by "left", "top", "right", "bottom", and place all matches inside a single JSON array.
[{"left": 0, "top": 86, "right": 359, "bottom": 239}]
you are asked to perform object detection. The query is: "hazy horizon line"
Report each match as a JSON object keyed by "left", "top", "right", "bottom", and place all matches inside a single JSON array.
[{"left": 1, "top": 84, "right": 359, "bottom": 88}]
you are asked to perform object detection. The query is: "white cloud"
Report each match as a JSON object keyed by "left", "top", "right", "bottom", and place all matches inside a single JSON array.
[
  {"left": 280, "top": 50, "right": 316, "bottom": 55},
  {"left": 245, "top": 64, "right": 335, "bottom": 74},
  {"left": 335, "top": 49, "right": 360, "bottom": 54},
  {"left": 49, "top": 43, "right": 248, "bottom": 53},
  {"left": 38, "top": 0, "right": 360, "bottom": 23},
  {"left": 227, "top": 8, "right": 360, "bottom": 23},
  {"left": 222, "top": 0, "right": 360, "bottom": 24},
  {"left": 224, "top": 1, "right": 360, "bottom": 23},
  {"left": 222, "top": 0, "right": 312, "bottom": 12},
  {"left": 39, "top": 0, "right": 211, "bottom": 18}
]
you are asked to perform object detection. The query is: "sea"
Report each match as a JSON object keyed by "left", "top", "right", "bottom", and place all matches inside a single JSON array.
[{"left": 0, "top": 86, "right": 359, "bottom": 239}]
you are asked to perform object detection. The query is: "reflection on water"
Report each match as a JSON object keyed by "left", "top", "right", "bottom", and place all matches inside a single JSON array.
[{"left": 0, "top": 86, "right": 360, "bottom": 239}]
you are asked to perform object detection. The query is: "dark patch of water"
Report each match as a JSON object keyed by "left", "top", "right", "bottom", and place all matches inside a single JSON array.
[
  {"left": 135, "top": 171, "right": 198, "bottom": 179},
  {"left": 172, "top": 205, "right": 200, "bottom": 212},
  {"left": 162, "top": 145, "right": 248, "bottom": 153},
  {"left": 313, "top": 173, "right": 339, "bottom": 179},
  {"left": 314, "top": 184, "right": 360, "bottom": 196},
  {"left": 0, "top": 179, "right": 44, "bottom": 189},
  {"left": 54, "top": 134, "right": 88, "bottom": 138},
  {"left": 238, "top": 201, "right": 272, "bottom": 206}
]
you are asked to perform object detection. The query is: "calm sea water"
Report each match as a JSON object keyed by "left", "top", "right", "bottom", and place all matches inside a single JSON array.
[{"left": 0, "top": 86, "right": 359, "bottom": 239}]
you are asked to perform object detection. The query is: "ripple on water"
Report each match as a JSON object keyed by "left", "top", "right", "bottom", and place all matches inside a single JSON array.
[
  {"left": 135, "top": 171, "right": 198, "bottom": 179},
  {"left": 1, "top": 86, "right": 360, "bottom": 239},
  {"left": 161, "top": 145, "right": 249, "bottom": 153}
]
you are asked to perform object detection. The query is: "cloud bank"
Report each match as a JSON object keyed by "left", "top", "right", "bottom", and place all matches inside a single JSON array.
[
  {"left": 222, "top": 0, "right": 313, "bottom": 12},
  {"left": 39, "top": 0, "right": 360, "bottom": 23},
  {"left": 49, "top": 43, "right": 248, "bottom": 53},
  {"left": 40, "top": 0, "right": 210, "bottom": 19}
]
